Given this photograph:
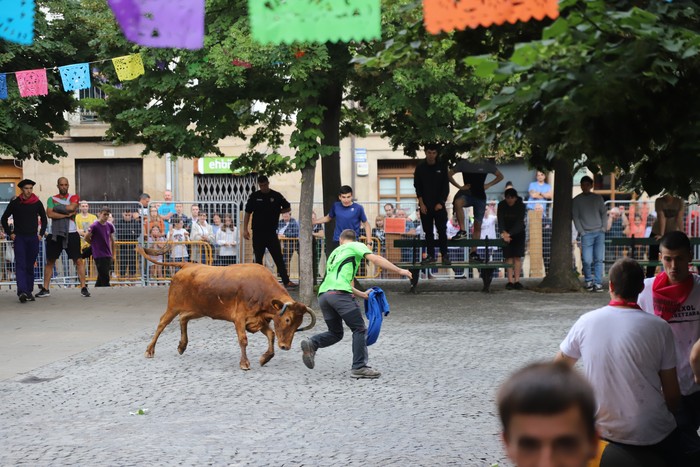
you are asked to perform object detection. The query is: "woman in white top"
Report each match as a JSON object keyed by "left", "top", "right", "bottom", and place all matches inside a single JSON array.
[
  {"left": 190, "top": 211, "right": 214, "bottom": 264},
  {"left": 215, "top": 214, "right": 238, "bottom": 266}
]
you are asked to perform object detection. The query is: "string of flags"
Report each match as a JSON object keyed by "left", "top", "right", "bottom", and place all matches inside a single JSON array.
[
  {"left": 0, "top": 54, "right": 144, "bottom": 100},
  {"left": 0, "top": 0, "right": 559, "bottom": 49}
]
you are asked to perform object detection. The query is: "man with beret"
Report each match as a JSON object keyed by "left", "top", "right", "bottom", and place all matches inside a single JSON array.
[{"left": 1, "top": 179, "right": 47, "bottom": 303}]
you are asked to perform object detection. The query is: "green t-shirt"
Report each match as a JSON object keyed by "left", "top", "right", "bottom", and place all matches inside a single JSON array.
[{"left": 318, "top": 241, "right": 372, "bottom": 295}]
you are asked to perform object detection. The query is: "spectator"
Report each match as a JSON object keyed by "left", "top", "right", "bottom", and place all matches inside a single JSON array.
[
  {"left": 84, "top": 207, "right": 116, "bottom": 287},
  {"left": 158, "top": 190, "right": 176, "bottom": 234},
  {"left": 311, "top": 210, "right": 325, "bottom": 265},
  {"left": 647, "top": 194, "right": 685, "bottom": 278},
  {"left": 448, "top": 157, "right": 504, "bottom": 262},
  {"left": 137, "top": 193, "right": 150, "bottom": 219},
  {"left": 526, "top": 170, "right": 553, "bottom": 214},
  {"left": 558, "top": 257, "right": 700, "bottom": 466},
  {"left": 243, "top": 175, "right": 296, "bottom": 288},
  {"left": 638, "top": 231, "right": 700, "bottom": 431},
  {"left": 211, "top": 213, "right": 222, "bottom": 235},
  {"left": 446, "top": 212, "right": 466, "bottom": 277},
  {"left": 277, "top": 210, "right": 300, "bottom": 272},
  {"left": 371, "top": 215, "right": 385, "bottom": 254},
  {"left": 1, "top": 179, "right": 47, "bottom": 303},
  {"left": 168, "top": 216, "right": 190, "bottom": 264},
  {"left": 37, "top": 177, "right": 89, "bottom": 299},
  {"left": 146, "top": 225, "right": 166, "bottom": 280},
  {"left": 606, "top": 206, "right": 628, "bottom": 264},
  {"left": 498, "top": 362, "right": 598, "bottom": 467},
  {"left": 498, "top": 188, "right": 526, "bottom": 290},
  {"left": 414, "top": 143, "right": 451, "bottom": 266},
  {"left": 144, "top": 206, "right": 165, "bottom": 241},
  {"left": 572, "top": 175, "right": 607, "bottom": 292},
  {"left": 383, "top": 203, "right": 395, "bottom": 218},
  {"left": 75, "top": 201, "right": 97, "bottom": 255},
  {"left": 314, "top": 185, "right": 372, "bottom": 251},
  {"left": 189, "top": 205, "right": 200, "bottom": 231},
  {"left": 191, "top": 211, "right": 214, "bottom": 264},
  {"left": 478, "top": 201, "right": 499, "bottom": 261},
  {"left": 173, "top": 203, "right": 191, "bottom": 231},
  {"left": 114, "top": 208, "right": 140, "bottom": 279},
  {"left": 215, "top": 213, "right": 238, "bottom": 266}
]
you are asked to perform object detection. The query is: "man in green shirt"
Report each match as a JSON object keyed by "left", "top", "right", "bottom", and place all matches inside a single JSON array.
[{"left": 301, "top": 229, "right": 412, "bottom": 378}]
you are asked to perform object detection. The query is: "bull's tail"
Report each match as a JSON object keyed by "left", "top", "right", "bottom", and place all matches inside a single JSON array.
[{"left": 135, "top": 244, "right": 188, "bottom": 268}]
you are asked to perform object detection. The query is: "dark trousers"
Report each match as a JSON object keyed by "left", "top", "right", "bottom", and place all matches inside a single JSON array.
[
  {"left": 312, "top": 292, "right": 368, "bottom": 369},
  {"left": 420, "top": 208, "right": 448, "bottom": 257},
  {"left": 252, "top": 231, "right": 290, "bottom": 284},
  {"left": 14, "top": 234, "right": 39, "bottom": 296},
  {"left": 94, "top": 257, "right": 111, "bottom": 287}
]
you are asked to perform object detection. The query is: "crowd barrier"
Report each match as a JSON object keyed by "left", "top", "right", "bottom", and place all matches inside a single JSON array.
[{"left": 1, "top": 198, "right": 699, "bottom": 289}]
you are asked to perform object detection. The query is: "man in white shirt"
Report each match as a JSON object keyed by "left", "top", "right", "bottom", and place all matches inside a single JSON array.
[
  {"left": 557, "top": 257, "right": 695, "bottom": 465},
  {"left": 638, "top": 231, "right": 700, "bottom": 430}
]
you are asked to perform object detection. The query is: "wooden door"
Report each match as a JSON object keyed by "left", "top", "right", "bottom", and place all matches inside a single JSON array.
[{"left": 76, "top": 159, "right": 143, "bottom": 201}]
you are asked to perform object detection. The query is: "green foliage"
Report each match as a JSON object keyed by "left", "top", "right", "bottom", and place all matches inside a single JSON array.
[
  {"left": 0, "top": 0, "right": 95, "bottom": 163},
  {"left": 462, "top": 0, "right": 700, "bottom": 196}
]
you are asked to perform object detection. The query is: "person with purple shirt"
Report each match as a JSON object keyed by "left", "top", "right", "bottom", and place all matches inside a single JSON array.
[
  {"left": 314, "top": 185, "right": 372, "bottom": 251},
  {"left": 84, "top": 207, "right": 116, "bottom": 287}
]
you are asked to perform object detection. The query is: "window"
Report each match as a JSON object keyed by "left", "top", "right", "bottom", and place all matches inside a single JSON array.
[{"left": 378, "top": 160, "right": 418, "bottom": 213}]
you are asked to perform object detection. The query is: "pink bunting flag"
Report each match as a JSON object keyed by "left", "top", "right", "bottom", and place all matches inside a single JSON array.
[
  {"left": 107, "top": 0, "right": 205, "bottom": 49},
  {"left": 15, "top": 68, "right": 48, "bottom": 97}
]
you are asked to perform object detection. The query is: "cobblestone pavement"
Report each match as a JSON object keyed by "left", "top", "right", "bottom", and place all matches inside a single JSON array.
[{"left": 0, "top": 279, "right": 608, "bottom": 466}]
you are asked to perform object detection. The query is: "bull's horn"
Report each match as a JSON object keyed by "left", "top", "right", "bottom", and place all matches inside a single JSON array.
[
  {"left": 297, "top": 307, "right": 317, "bottom": 332},
  {"left": 141, "top": 241, "right": 173, "bottom": 257}
]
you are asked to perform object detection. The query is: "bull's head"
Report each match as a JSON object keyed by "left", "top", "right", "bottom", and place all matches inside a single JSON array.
[{"left": 271, "top": 299, "right": 317, "bottom": 350}]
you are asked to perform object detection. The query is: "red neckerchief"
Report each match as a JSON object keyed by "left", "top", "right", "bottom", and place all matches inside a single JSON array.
[
  {"left": 652, "top": 272, "right": 694, "bottom": 321},
  {"left": 609, "top": 300, "right": 642, "bottom": 309},
  {"left": 19, "top": 194, "right": 39, "bottom": 205}
]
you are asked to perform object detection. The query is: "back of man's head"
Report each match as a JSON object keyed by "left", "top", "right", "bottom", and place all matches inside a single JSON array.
[
  {"left": 498, "top": 361, "right": 596, "bottom": 440},
  {"left": 609, "top": 257, "right": 645, "bottom": 301},
  {"left": 339, "top": 229, "right": 357, "bottom": 242}
]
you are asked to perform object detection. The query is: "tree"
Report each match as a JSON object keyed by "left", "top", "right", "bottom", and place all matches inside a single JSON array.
[
  {"left": 361, "top": 0, "right": 700, "bottom": 290},
  {"left": 79, "top": 0, "right": 420, "bottom": 302},
  {"left": 463, "top": 0, "right": 700, "bottom": 289},
  {"left": 0, "top": 0, "right": 97, "bottom": 163}
]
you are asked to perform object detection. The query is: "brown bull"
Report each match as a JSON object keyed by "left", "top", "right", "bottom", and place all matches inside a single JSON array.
[{"left": 137, "top": 246, "right": 316, "bottom": 370}]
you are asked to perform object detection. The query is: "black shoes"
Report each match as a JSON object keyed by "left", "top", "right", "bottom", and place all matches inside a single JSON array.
[
  {"left": 35, "top": 287, "right": 50, "bottom": 298},
  {"left": 301, "top": 339, "right": 316, "bottom": 369}
]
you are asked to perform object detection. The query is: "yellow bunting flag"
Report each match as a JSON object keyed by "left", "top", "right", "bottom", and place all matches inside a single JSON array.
[
  {"left": 424, "top": 0, "right": 559, "bottom": 33},
  {"left": 112, "top": 54, "right": 145, "bottom": 81}
]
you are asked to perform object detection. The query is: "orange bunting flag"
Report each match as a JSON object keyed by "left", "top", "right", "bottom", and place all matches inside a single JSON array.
[{"left": 423, "top": 0, "right": 559, "bottom": 33}]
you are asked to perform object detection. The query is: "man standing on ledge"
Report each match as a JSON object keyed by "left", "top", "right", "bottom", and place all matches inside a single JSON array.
[
  {"left": 1, "top": 179, "right": 47, "bottom": 303},
  {"left": 243, "top": 175, "right": 297, "bottom": 288},
  {"left": 300, "top": 229, "right": 412, "bottom": 379},
  {"left": 448, "top": 156, "right": 504, "bottom": 261},
  {"left": 36, "top": 177, "right": 90, "bottom": 298},
  {"left": 414, "top": 143, "right": 450, "bottom": 266}
]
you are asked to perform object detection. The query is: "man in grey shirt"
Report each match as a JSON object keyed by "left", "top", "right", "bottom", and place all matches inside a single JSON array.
[{"left": 572, "top": 176, "right": 607, "bottom": 292}]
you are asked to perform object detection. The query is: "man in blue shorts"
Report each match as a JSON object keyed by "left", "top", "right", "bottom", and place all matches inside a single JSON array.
[
  {"left": 300, "top": 229, "right": 412, "bottom": 378},
  {"left": 448, "top": 158, "right": 503, "bottom": 261},
  {"left": 314, "top": 185, "right": 372, "bottom": 251}
]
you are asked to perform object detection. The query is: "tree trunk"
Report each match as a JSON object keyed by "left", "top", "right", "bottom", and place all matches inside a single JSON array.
[
  {"left": 298, "top": 162, "right": 316, "bottom": 305},
  {"left": 538, "top": 157, "right": 581, "bottom": 291},
  {"left": 320, "top": 80, "right": 343, "bottom": 259}
]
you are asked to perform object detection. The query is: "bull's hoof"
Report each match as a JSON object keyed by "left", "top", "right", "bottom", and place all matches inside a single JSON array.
[
  {"left": 240, "top": 362, "right": 251, "bottom": 371},
  {"left": 177, "top": 343, "right": 188, "bottom": 355},
  {"left": 145, "top": 349, "right": 155, "bottom": 358},
  {"left": 259, "top": 353, "right": 274, "bottom": 367}
]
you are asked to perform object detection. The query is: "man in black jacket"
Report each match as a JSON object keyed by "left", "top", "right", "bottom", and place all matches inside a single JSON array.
[
  {"left": 414, "top": 144, "right": 450, "bottom": 265},
  {"left": 243, "top": 175, "right": 297, "bottom": 288},
  {"left": 1, "top": 179, "right": 47, "bottom": 303}
]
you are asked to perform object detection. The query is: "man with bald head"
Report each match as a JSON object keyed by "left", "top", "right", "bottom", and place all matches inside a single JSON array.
[{"left": 36, "top": 177, "right": 90, "bottom": 298}]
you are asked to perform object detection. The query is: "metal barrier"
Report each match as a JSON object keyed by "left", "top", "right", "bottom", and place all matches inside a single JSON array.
[{"left": 3, "top": 197, "right": 699, "bottom": 290}]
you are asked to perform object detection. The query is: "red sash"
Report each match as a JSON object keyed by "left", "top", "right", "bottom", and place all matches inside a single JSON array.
[{"left": 651, "top": 272, "right": 694, "bottom": 321}]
